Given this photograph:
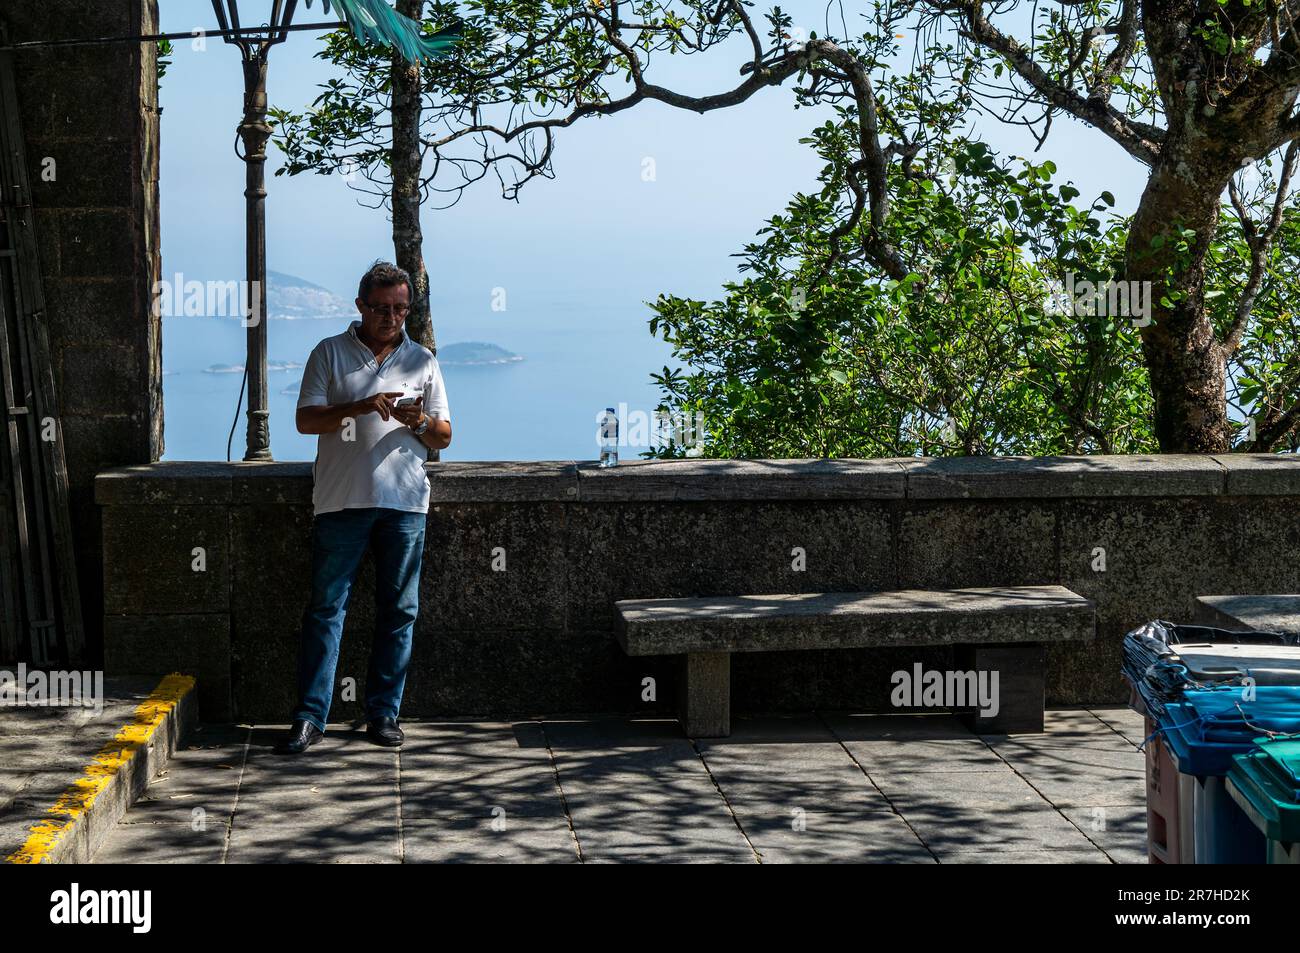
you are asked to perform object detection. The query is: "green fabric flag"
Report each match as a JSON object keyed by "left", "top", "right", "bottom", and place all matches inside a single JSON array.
[{"left": 305, "top": 0, "right": 463, "bottom": 63}]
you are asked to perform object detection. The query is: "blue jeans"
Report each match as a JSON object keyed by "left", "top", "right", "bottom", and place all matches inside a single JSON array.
[{"left": 293, "top": 507, "right": 427, "bottom": 732}]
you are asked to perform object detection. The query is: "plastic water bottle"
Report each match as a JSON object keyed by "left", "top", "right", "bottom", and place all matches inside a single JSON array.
[{"left": 599, "top": 407, "right": 618, "bottom": 467}]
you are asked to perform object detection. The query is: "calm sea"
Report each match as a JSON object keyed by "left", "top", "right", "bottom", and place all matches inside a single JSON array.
[{"left": 161, "top": 306, "right": 676, "bottom": 462}]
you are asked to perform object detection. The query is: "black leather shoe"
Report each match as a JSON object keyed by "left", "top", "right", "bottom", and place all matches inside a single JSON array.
[
  {"left": 275, "top": 719, "right": 324, "bottom": 755},
  {"left": 366, "top": 717, "right": 404, "bottom": 747}
]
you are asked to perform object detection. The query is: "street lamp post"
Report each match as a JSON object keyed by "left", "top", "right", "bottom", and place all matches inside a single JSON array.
[{"left": 211, "top": 0, "right": 299, "bottom": 461}]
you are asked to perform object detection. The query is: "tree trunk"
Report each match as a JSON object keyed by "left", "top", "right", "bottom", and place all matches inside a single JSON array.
[
  {"left": 392, "top": 0, "right": 438, "bottom": 461},
  {"left": 1126, "top": 163, "right": 1230, "bottom": 452},
  {"left": 1124, "top": 0, "right": 1257, "bottom": 452},
  {"left": 392, "top": 0, "right": 433, "bottom": 355}
]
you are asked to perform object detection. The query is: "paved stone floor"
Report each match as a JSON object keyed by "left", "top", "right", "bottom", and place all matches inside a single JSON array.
[
  {"left": 1, "top": 677, "right": 168, "bottom": 860},
  {"left": 91, "top": 707, "right": 1149, "bottom": 863}
]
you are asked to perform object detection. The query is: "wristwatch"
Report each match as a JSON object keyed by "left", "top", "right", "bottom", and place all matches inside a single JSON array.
[{"left": 412, "top": 413, "right": 430, "bottom": 436}]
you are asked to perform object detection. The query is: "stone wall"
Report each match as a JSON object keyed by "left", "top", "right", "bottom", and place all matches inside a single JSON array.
[
  {"left": 96, "top": 456, "right": 1300, "bottom": 722},
  {"left": 4, "top": 2, "right": 163, "bottom": 663}
]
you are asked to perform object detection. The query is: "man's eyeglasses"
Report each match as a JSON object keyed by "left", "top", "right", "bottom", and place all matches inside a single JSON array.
[{"left": 366, "top": 303, "right": 411, "bottom": 318}]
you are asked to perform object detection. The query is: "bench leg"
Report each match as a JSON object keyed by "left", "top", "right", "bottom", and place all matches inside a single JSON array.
[
  {"left": 679, "top": 652, "right": 730, "bottom": 738},
  {"left": 954, "top": 643, "right": 1045, "bottom": 734}
]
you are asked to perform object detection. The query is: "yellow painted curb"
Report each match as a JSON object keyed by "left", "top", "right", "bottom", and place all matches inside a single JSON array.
[{"left": 4, "top": 673, "right": 196, "bottom": 864}]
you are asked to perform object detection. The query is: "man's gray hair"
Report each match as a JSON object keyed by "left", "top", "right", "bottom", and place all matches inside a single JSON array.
[{"left": 357, "top": 260, "right": 414, "bottom": 305}]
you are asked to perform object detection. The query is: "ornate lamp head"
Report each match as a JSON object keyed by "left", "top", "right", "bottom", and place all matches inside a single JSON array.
[{"left": 210, "top": 1, "right": 300, "bottom": 61}]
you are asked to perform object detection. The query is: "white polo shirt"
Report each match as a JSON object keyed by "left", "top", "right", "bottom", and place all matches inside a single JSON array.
[{"left": 297, "top": 320, "right": 450, "bottom": 516}]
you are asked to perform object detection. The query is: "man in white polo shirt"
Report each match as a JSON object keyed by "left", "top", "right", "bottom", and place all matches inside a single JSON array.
[{"left": 276, "top": 261, "right": 452, "bottom": 755}]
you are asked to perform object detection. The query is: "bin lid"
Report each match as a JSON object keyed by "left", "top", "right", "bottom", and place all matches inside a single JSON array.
[
  {"left": 1227, "top": 739, "right": 1300, "bottom": 842},
  {"left": 1124, "top": 623, "right": 1300, "bottom": 718},
  {"left": 1256, "top": 738, "right": 1300, "bottom": 802},
  {"left": 1159, "top": 694, "right": 1300, "bottom": 776},
  {"left": 1173, "top": 643, "right": 1300, "bottom": 684},
  {"left": 1160, "top": 703, "right": 1255, "bottom": 775}
]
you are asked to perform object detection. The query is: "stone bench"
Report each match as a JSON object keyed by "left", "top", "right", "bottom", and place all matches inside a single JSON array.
[
  {"left": 1195, "top": 594, "right": 1300, "bottom": 635},
  {"left": 614, "top": 586, "right": 1096, "bottom": 737}
]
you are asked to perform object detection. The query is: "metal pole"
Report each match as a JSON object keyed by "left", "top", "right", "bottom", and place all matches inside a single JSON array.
[
  {"left": 239, "top": 51, "right": 273, "bottom": 461},
  {"left": 216, "top": 0, "right": 297, "bottom": 461}
]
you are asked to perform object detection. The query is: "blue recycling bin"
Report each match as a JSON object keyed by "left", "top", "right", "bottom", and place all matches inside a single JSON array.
[
  {"left": 1158, "top": 688, "right": 1300, "bottom": 863},
  {"left": 1125, "top": 621, "right": 1300, "bottom": 863}
]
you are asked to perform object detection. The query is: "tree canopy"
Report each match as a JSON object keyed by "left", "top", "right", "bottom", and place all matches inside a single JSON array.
[{"left": 272, "top": 0, "right": 1300, "bottom": 455}]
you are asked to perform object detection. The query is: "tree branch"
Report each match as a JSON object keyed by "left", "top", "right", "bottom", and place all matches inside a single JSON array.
[
  {"left": 937, "top": 0, "right": 1164, "bottom": 164},
  {"left": 1224, "top": 138, "right": 1300, "bottom": 353}
]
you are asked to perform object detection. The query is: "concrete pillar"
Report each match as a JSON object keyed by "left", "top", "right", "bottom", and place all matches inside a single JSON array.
[{"left": 4, "top": 1, "right": 163, "bottom": 664}]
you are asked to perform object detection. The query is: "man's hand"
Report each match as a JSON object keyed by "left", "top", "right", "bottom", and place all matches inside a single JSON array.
[
  {"left": 296, "top": 391, "right": 404, "bottom": 435},
  {"left": 391, "top": 395, "right": 424, "bottom": 429},
  {"left": 352, "top": 391, "right": 405, "bottom": 422}
]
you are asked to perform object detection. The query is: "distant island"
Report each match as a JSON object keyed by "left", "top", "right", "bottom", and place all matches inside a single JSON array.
[
  {"left": 163, "top": 269, "right": 353, "bottom": 321},
  {"left": 171, "top": 274, "right": 531, "bottom": 383},
  {"left": 437, "top": 342, "right": 523, "bottom": 366},
  {"left": 265, "top": 270, "right": 353, "bottom": 320}
]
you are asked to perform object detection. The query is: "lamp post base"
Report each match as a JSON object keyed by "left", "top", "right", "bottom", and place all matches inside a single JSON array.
[{"left": 243, "top": 409, "right": 271, "bottom": 462}]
